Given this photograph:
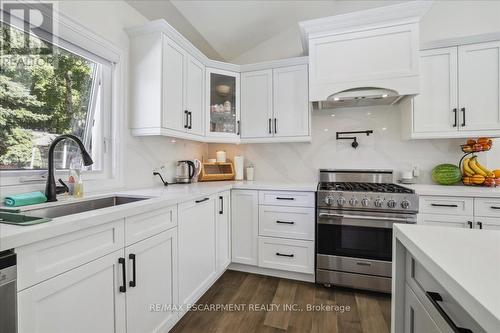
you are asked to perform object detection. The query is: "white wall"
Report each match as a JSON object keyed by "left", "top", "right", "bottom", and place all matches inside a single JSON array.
[{"left": 208, "top": 106, "right": 465, "bottom": 183}]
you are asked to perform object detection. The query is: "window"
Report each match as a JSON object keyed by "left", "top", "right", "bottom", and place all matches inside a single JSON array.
[{"left": 0, "top": 5, "right": 117, "bottom": 187}]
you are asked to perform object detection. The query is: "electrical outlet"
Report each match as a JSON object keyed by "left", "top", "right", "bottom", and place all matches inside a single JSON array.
[{"left": 412, "top": 165, "right": 420, "bottom": 178}]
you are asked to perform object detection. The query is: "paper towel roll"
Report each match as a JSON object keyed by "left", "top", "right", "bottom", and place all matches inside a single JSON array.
[
  {"left": 234, "top": 156, "right": 244, "bottom": 180},
  {"left": 216, "top": 151, "right": 226, "bottom": 163}
]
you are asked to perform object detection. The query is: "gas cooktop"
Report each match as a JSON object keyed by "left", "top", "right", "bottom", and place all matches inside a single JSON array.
[{"left": 318, "top": 182, "right": 414, "bottom": 194}]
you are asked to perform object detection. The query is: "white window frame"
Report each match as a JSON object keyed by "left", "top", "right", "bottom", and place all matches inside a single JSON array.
[{"left": 0, "top": 3, "right": 124, "bottom": 194}]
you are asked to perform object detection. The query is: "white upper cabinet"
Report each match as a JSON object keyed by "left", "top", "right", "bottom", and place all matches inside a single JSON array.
[
  {"left": 273, "top": 65, "right": 309, "bottom": 137},
  {"left": 240, "top": 63, "right": 310, "bottom": 142},
  {"left": 458, "top": 41, "right": 500, "bottom": 132},
  {"left": 413, "top": 47, "right": 458, "bottom": 134},
  {"left": 185, "top": 55, "right": 205, "bottom": 136},
  {"left": 407, "top": 40, "right": 500, "bottom": 139},
  {"left": 205, "top": 68, "right": 240, "bottom": 142},
  {"left": 162, "top": 35, "right": 186, "bottom": 133},
  {"left": 240, "top": 70, "right": 273, "bottom": 139}
]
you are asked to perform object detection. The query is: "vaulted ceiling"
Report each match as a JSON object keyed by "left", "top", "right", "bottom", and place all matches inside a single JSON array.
[{"left": 129, "top": 0, "right": 405, "bottom": 62}]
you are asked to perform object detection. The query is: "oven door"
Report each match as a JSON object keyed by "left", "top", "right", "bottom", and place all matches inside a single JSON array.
[{"left": 317, "top": 209, "right": 416, "bottom": 262}]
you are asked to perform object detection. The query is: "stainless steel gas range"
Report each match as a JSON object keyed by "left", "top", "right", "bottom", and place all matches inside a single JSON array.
[{"left": 316, "top": 169, "right": 419, "bottom": 293}]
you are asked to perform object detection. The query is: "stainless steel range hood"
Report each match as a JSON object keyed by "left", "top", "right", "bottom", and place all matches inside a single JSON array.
[{"left": 311, "top": 87, "right": 406, "bottom": 110}]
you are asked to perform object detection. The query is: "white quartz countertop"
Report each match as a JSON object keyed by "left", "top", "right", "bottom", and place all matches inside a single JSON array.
[
  {"left": 394, "top": 224, "right": 500, "bottom": 332},
  {"left": 0, "top": 181, "right": 317, "bottom": 250},
  {"left": 407, "top": 184, "right": 500, "bottom": 198}
]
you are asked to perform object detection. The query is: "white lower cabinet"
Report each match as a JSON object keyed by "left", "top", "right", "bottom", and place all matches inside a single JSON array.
[
  {"left": 417, "top": 213, "right": 473, "bottom": 228},
  {"left": 231, "top": 190, "right": 259, "bottom": 265},
  {"left": 18, "top": 250, "right": 126, "bottom": 333},
  {"left": 258, "top": 236, "right": 314, "bottom": 274},
  {"left": 216, "top": 191, "right": 231, "bottom": 272},
  {"left": 404, "top": 283, "right": 441, "bottom": 333},
  {"left": 178, "top": 196, "right": 217, "bottom": 307},
  {"left": 125, "top": 229, "right": 178, "bottom": 333}
]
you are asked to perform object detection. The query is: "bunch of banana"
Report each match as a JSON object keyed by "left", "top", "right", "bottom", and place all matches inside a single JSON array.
[{"left": 462, "top": 156, "right": 495, "bottom": 185}]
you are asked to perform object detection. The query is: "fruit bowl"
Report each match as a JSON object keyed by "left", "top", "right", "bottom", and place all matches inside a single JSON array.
[
  {"left": 461, "top": 156, "right": 499, "bottom": 187},
  {"left": 461, "top": 138, "right": 493, "bottom": 153}
]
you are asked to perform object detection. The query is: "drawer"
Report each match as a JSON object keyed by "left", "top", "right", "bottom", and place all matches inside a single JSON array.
[
  {"left": 417, "top": 213, "right": 473, "bottom": 229},
  {"left": 405, "top": 253, "right": 485, "bottom": 333},
  {"left": 259, "top": 191, "right": 315, "bottom": 208},
  {"left": 474, "top": 197, "right": 500, "bottom": 218},
  {"left": 259, "top": 205, "right": 314, "bottom": 240},
  {"left": 17, "top": 219, "right": 125, "bottom": 290},
  {"left": 258, "top": 236, "right": 314, "bottom": 274},
  {"left": 125, "top": 205, "right": 177, "bottom": 246},
  {"left": 419, "top": 196, "right": 473, "bottom": 216}
]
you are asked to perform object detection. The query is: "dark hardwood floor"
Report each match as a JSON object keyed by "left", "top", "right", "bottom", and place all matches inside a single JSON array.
[{"left": 171, "top": 270, "right": 391, "bottom": 333}]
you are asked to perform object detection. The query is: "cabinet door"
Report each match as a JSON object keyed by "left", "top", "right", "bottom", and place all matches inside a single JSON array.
[
  {"left": 458, "top": 41, "right": 500, "bottom": 131},
  {"left": 18, "top": 250, "right": 126, "bottom": 333},
  {"left": 216, "top": 191, "right": 231, "bottom": 272},
  {"left": 417, "top": 213, "right": 473, "bottom": 229},
  {"left": 404, "top": 284, "right": 442, "bottom": 333},
  {"left": 178, "top": 196, "right": 216, "bottom": 306},
  {"left": 185, "top": 54, "right": 205, "bottom": 136},
  {"left": 206, "top": 68, "right": 240, "bottom": 139},
  {"left": 231, "top": 190, "right": 259, "bottom": 265},
  {"left": 273, "top": 65, "right": 309, "bottom": 137},
  {"left": 413, "top": 47, "right": 458, "bottom": 133},
  {"left": 162, "top": 35, "right": 186, "bottom": 132},
  {"left": 240, "top": 70, "right": 273, "bottom": 139},
  {"left": 475, "top": 217, "right": 500, "bottom": 230},
  {"left": 125, "top": 228, "right": 178, "bottom": 333}
]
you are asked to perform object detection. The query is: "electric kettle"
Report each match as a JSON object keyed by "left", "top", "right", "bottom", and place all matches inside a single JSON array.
[{"left": 175, "top": 159, "right": 202, "bottom": 183}]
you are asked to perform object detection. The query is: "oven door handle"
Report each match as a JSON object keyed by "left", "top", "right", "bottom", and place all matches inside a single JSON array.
[{"left": 318, "top": 213, "right": 415, "bottom": 228}]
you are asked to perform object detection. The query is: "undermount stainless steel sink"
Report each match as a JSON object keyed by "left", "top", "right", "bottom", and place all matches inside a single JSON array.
[{"left": 3, "top": 196, "right": 149, "bottom": 219}]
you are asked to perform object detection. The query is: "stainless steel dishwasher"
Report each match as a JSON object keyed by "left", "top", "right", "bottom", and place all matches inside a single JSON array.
[{"left": 0, "top": 250, "right": 16, "bottom": 333}]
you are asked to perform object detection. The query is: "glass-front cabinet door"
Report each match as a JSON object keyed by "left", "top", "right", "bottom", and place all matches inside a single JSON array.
[{"left": 205, "top": 68, "right": 240, "bottom": 141}]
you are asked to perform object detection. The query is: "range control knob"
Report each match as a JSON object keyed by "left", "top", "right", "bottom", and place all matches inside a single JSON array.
[
  {"left": 387, "top": 200, "right": 397, "bottom": 208},
  {"left": 374, "top": 198, "right": 383, "bottom": 208},
  {"left": 361, "top": 198, "right": 370, "bottom": 207},
  {"left": 337, "top": 197, "right": 346, "bottom": 206},
  {"left": 349, "top": 198, "right": 358, "bottom": 206},
  {"left": 401, "top": 200, "right": 411, "bottom": 209},
  {"left": 324, "top": 195, "right": 334, "bottom": 206}
]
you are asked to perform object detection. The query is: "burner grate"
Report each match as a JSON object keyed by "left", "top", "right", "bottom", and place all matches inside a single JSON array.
[{"left": 319, "top": 182, "right": 414, "bottom": 194}]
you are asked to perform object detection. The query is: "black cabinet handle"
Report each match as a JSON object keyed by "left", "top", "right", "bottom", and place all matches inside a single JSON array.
[
  {"left": 461, "top": 107, "right": 466, "bottom": 127},
  {"left": 219, "top": 196, "right": 223, "bottom": 215},
  {"left": 276, "top": 252, "right": 294, "bottom": 258},
  {"left": 268, "top": 118, "right": 272, "bottom": 134},
  {"left": 129, "top": 254, "right": 136, "bottom": 287},
  {"left": 119, "top": 257, "right": 126, "bottom": 293},
  {"left": 274, "top": 118, "right": 277, "bottom": 134},
  {"left": 276, "top": 220, "right": 294, "bottom": 225},
  {"left": 477, "top": 221, "right": 483, "bottom": 229},
  {"left": 491, "top": 206, "right": 500, "bottom": 210},
  {"left": 237, "top": 120, "right": 240, "bottom": 135},
  {"left": 431, "top": 203, "right": 458, "bottom": 208},
  {"left": 195, "top": 197, "right": 209, "bottom": 204},
  {"left": 426, "top": 292, "right": 473, "bottom": 333},
  {"left": 467, "top": 221, "right": 473, "bottom": 229},
  {"left": 188, "top": 111, "right": 192, "bottom": 129},
  {"left": 452, "top": 108, "right": 458, "bottom": 127},
  {"left": 276, "top": 197, "right": 295, "bottom": 201},
  {"left": 184, "top": 110, "right": 189, "bottom": 129}
]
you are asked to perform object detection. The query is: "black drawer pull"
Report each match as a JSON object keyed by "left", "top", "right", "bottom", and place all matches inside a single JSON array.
[
  {"left": 426, "top": 292, "right": 473, "bottom": 333},
  {"left": 184, "top": 110, "right": 189, "bottom": 129},
  {"left": 477, "top": 221, "right": 483, "bottom": 229},
  {"left": 219, "top": 196, "right": 223, "bottom": 215},
  {"left": 268, "top": 118, "right": 272, "bottom": 134},
  {"left": 276, "top": 220, "right": 294, "bottom": 225},
  {"left": 119, "top": 257, "right": 126, "bottom": 293},
  {"left": 276, "top": 252, "right": 294, "bottom": 258},
  {"left": 467, "top": 221, "right": 473, "bottom": 229},
  {"left": 491, "top": 206, "right": 500, "bottom": 210},
  {"left": 431, "top": 203, "right": 458, "bottom": 208},
  {"left": 276, "top": 197, "right": 295, "bottom": 201},
  {"left": 129, "top": 254, "right": 136, "bottom": 287},
  {"left": 195, "top": 198, "right": 209, "bottom": 203}
]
